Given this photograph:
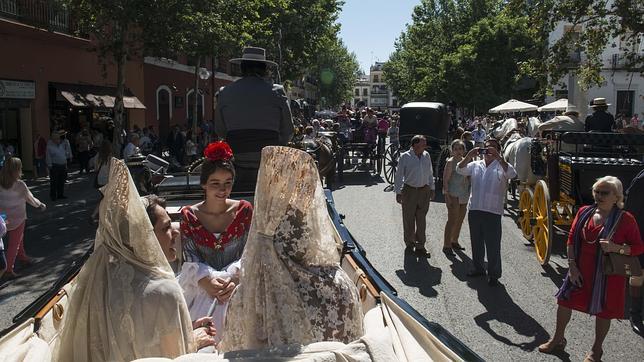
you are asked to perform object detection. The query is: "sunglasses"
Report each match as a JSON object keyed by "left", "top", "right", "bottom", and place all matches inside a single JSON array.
[{"left": 592, "top": 189, "right": 611, "bottom": 196}]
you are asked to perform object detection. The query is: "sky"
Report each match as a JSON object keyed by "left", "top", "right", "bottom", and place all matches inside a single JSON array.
[{"left": 337, "top": 0, "right": 421, "bottom": 73}]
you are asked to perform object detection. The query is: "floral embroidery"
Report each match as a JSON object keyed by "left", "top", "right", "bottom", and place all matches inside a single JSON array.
[{"left": 180, "top": 201, "right": 251, "bottom": 251}]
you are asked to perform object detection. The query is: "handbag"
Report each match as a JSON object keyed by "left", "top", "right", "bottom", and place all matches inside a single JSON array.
[{"left": 602, "top": 211, "right": 643, "bottom": 276}]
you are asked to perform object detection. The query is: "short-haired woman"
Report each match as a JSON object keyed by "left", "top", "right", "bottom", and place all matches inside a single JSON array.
[
  {"left": 442, "top": 139, "right": 470, "bottom": 254},
  {"left": 0, "top": 157, "right": 46, "bottom": 279},
  {"left": 179, "top": 141, "right": 253, "bottom": 341},
  {"left": 539, "top": 176, "right": 643, "bottom": 361}
]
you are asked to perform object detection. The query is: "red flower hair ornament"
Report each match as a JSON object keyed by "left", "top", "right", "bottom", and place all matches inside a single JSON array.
[{"left": 204, "top": 141, "right": 234, "bottom": 162}]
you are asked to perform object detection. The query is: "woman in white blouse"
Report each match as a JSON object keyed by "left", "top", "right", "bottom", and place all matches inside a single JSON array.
[{"left": 0, "top": 157, "right": 46, "bottom": 278}]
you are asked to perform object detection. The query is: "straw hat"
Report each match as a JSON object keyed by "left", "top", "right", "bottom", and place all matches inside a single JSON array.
[{"left": 590, "top": 97, "right": 611, "bottom": 107}]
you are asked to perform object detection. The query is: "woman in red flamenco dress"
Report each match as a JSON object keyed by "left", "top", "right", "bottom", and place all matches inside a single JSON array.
[{"left": 539, "top": 176, "right": 643, "bottom": 362}]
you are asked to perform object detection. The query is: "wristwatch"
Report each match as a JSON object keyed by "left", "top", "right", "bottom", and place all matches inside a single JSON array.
[{"left": 619, "top": 247, "right": 625, "bottom": 255}]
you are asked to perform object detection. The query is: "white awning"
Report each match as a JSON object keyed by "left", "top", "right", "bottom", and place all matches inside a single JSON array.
[{"left": 489, "top": 99, "right": 538, "bottom": 114}]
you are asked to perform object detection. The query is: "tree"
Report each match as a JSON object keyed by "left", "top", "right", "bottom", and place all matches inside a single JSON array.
[
  {"left": 66, "top": 0, "right": 185, "bottom": 153},
  {"left": 312, "top": 37, "right": 359, "bottom": 108},
  {"left": 545, "top": 0, "right": 643, "bottom": 89},
  {"left": 383, "top": 0, "right": 541, "bottom": 112},
  {"left": 244, "top": 0, "right": 343, "bottom": 81}
]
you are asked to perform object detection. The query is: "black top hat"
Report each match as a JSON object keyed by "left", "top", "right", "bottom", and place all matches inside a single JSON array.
[{"left": 230, "top": 47, "right": 277, "bottom": 67}]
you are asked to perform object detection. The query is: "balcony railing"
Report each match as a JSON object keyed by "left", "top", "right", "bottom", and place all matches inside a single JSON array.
[{"left": 0, "top": 0, "right": 85, "bottom": 37}]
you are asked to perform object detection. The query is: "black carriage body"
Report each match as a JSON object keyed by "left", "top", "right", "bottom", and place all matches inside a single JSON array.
[
  {"left": 546, "top": 132, "right": 644, "bottom": 205},
  {"left": 399, "top": 102, "right": 450, "bottom": 169}
]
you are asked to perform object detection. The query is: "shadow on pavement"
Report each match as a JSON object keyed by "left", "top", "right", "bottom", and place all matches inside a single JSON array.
[
  {"left": 447, "top": 251, "right": 552, "bottom": 353},
  {"left": 336, "top": 170, "right": 384, "bottom": 188},
  {"left": 395, "top": 251, "right": 442, "bottom": 298}
]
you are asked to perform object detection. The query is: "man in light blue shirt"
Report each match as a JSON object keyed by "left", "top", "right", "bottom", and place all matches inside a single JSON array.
[{"left": 394, "top": 135, "right": 435, "bottom": 257}]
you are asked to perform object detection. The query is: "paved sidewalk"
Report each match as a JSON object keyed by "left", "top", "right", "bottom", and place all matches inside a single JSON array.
[{"left": 0, "top": 169, "right": 98, "bottom": 331}]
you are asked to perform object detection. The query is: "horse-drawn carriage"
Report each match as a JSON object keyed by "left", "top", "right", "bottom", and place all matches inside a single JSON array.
[
  {"left": 339, "top": 121, "right": 386, "bottom": 175},
  {"left": 383, "top": 102, "right": 450, "bottom": 185},
  {"left": 517, "top": 131, "right": 644, "bottom": 264}
]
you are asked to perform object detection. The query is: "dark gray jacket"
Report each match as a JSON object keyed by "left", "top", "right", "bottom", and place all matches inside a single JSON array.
[{"left": 215, "top": 76, "right": 294, "bottom": 146}]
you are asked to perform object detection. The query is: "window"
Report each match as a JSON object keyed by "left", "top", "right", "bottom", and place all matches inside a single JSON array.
[
  {"left": 372, "top": 75, "right": 379, "bottom": 83},
  {"left": 355, "top": 89, "right": 360, "bottom": 96},
  {"left": 363, "top": 88, "right": 368, "bottom": 96},
  {"left": 616, "top": 91, "right": 634, "bottom": 117}
]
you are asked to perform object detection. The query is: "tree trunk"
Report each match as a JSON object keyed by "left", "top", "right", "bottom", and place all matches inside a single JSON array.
[
  {"left": 193, "top": 56, "right": 201, "bottom": 137},
  {"left": 114, "top": 49, "right": 127, "bottom": 157}
]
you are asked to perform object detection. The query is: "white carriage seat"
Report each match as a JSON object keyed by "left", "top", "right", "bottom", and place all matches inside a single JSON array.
[{"left": 0, "top": 318, "right": 51, "bottom": 362}]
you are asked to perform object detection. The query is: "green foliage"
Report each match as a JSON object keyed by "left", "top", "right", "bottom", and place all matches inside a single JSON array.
[
  {"left": 546, "top": 0, "right": 643, "bottom": 90},
  {"left": 384, "top": 0, "right": 540, "bottom": 112},
  {"left": 311, "top": 36, "right": 360, "bottom": 108}
]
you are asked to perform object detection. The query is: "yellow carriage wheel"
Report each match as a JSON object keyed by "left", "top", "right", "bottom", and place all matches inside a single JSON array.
[
  {"left": 518, "top": 188, "right": 534, "bottom": 241},
  {"left": 532, "top": 180, "right": 553, "bottom": 265}
]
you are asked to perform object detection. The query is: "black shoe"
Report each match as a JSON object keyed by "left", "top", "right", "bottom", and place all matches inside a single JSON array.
[
  {"left": 415, "top": 248, "right": 431, "bottom": 258},
  {"left": 488, "top": 278, "right": 500, "bottom": 287},
  {"left": 442, "top": 247, "right": 455, "bottom": 256},
  {"left": 466, "top": 270, "right": 486, "bottom": 277}
]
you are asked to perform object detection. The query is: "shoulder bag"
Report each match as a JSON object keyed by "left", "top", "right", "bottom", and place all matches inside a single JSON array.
[{"left": 603, "top": 211, "right": 643, "bottom": 276}]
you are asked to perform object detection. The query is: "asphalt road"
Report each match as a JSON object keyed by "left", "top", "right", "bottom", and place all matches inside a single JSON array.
[
  {"left": 0, "top": 171, "right": 96, "bottom": 332},
  {"left": 332, "top": 171, "right": 643, "bottom": 362}
]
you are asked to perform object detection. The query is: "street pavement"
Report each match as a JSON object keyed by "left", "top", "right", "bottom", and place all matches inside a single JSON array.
[
  {"left": 332, "top": 171, "right": 643, "bottom": 362},
  {"left": 0, "top": 170, "right": 97, "bottom": 332},
  {"left": 1, "top": 167, "right": 642, "bottom": 361}
]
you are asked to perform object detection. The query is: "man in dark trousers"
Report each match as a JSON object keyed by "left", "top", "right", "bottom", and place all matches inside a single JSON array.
[
  {"left": 45, "top": 131, "right": 70, "bottom": 200},
  {"left": 215, "top": 47, "right": 294, "bottom": 170},
  {"left": 585, "top": 97, "right": 615, "bottom": 132}
]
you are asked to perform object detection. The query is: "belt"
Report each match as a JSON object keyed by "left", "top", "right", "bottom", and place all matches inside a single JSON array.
[{"left": 403, "top": 184, "right": 428, "bottom": 190}]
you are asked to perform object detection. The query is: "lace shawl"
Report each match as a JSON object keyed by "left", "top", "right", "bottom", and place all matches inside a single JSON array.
[
  {"left": 55, "top": 158, "right": 194, "bottom": 361},
  {"left": 219, "top": 146, "right": 363, "bottom": 351}
]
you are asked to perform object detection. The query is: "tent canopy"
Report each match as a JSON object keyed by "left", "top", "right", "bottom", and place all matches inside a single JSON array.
[
  {"left": 489, "top": 99, "right": 538, "bottom": 114},
  {"left": 538, "top": 98, "right": 568, "bottom": 112}
]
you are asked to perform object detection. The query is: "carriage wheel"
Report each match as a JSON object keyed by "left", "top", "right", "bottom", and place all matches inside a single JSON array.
[
  {"left": 518, "top": 188, "right": 534, "bottom": 241},
  {"left": 532, "top": 180, "right": 553, "bottom": 265},
  {"left": 383, "top": 145, "right": 399, "bottom": 185}
]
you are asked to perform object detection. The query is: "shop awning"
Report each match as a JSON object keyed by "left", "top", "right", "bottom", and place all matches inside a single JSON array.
[{"left": 54, "top": 83, "right": 146, "bottom": 109}]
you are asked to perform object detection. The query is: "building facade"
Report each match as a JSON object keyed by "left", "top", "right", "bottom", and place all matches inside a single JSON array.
[
  {"left": 0, "top": 1, "right": 236, "bottom": 171},
  {"left": 547, "top": 12, "right": 643, "bottom": 120},
  {"left": 352, "top": 62, "right": 398, "bottom": 110}
]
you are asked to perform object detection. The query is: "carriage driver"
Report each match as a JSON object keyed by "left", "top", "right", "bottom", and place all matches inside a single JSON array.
[{"left": 214, "top": 47, "right": 294, "bottom": 170}]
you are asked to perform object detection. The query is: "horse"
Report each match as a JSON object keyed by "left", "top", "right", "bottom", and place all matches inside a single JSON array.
[
  {"left": 501, "top": 117, "right": 542, "bottom": 198},
  {"left": 291, "top": 132, "right": 337, "bottom": 189}
]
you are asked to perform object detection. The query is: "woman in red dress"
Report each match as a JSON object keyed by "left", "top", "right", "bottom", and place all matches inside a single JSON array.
[
  {"left": 178, "top": 142, "right": 253, "bottom": 343},
  {"left": 539, "top": 176, "right": 643, "bottom": 361}
]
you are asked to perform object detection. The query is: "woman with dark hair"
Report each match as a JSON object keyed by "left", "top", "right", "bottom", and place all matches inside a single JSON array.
[{"left": 178, "top": 141, "right": 253, "bottom": 341}]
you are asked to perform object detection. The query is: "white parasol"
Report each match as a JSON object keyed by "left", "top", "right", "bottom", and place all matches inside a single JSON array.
[
  {"left": 489, "top": 99, "right": 538, "bottom": 114},
  {"left": 537, "top": 98, "right": 568, "bottom": 112}
]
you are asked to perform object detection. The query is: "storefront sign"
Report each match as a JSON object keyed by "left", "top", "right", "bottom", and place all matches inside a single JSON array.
[{"left": 0, "top": 79, "right": 36, "bottom": 99}]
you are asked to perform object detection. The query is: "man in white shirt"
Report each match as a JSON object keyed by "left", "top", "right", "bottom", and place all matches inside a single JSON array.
[
  {"left": 46, "top": 131, "right": 70, "bottom": 200},
  {"left": 394, "top": 135, "right": 435, "bottom": 257},
  {"left": 457, "top": 138, "right": 516, "bottom": 286}
]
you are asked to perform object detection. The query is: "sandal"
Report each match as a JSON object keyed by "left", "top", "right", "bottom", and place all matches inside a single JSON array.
[
  {"left": 583, "top": 349, "right": 603, "bottom": 362},
  {"left": 538, "top": 338, "right": 567, "bottom": 354}
]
